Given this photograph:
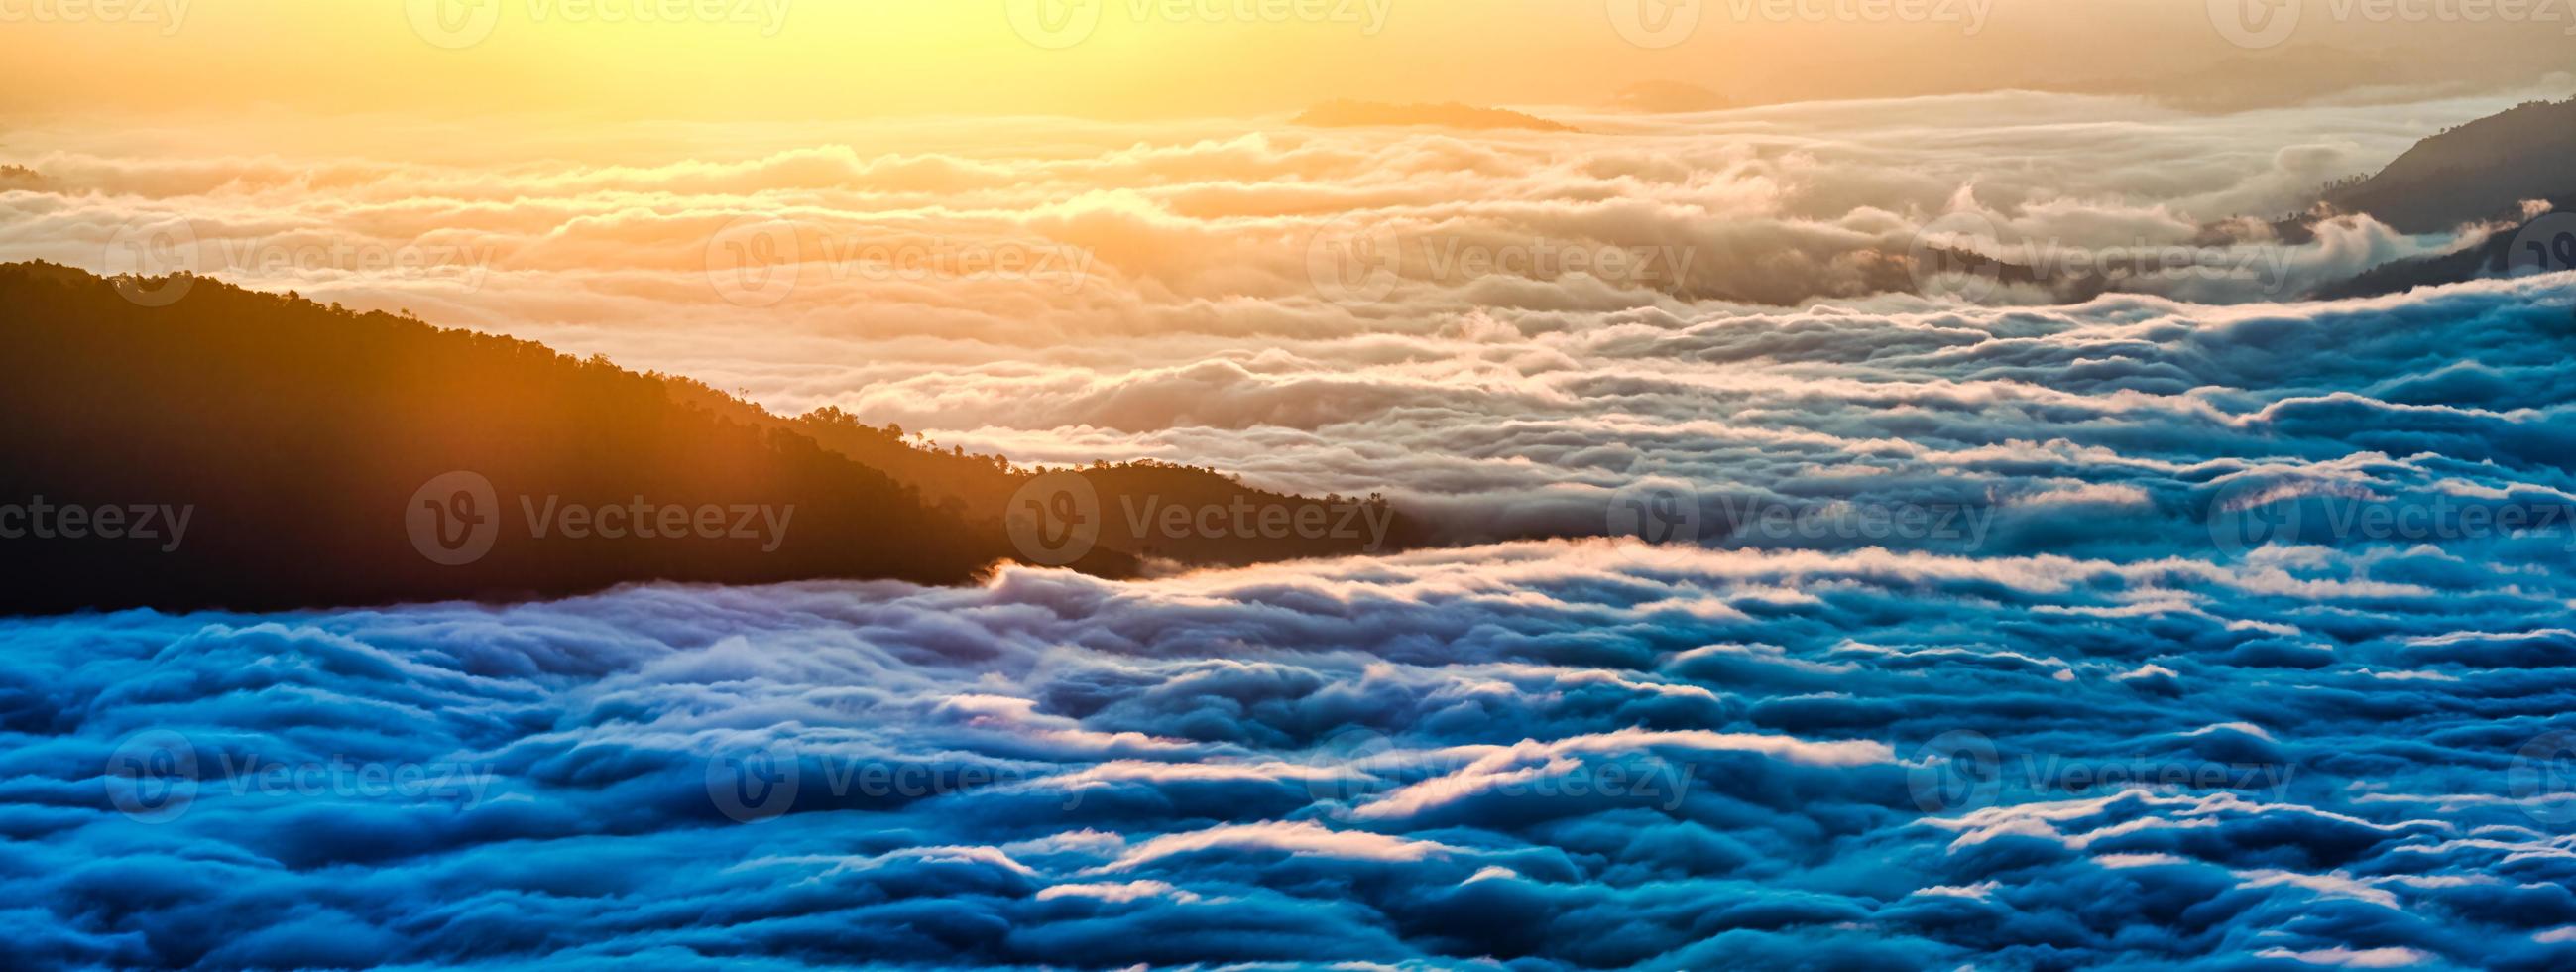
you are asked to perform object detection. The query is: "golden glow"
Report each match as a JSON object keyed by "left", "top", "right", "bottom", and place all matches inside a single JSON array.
[{"left": 0, "top": 0, "right": 2257, "bottom": 122}]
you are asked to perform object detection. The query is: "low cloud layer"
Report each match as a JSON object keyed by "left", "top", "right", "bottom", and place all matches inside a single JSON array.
[
  {"left": 6, "top": 269, "right": 2576, "bottom": 965},
  {"left": 6, "top": 526, "right": 2574, "bottom": 967}
]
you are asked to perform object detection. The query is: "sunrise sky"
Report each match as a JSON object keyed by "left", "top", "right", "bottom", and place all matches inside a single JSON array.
[{"left": 5, "top": 0, "right": 2563, "bottom": 123}]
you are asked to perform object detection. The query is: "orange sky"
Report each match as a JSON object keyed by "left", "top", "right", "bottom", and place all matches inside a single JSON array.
[{"left": 8, "top": 0, "right": 2551, "bottom": 123}]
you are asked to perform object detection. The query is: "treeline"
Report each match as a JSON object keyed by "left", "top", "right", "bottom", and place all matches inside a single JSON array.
[
  {"left": 0, "top": 264, "right": 1423, "bottom": 614},
  {"left": 0, "top": 267, "right": 1013, "bottom": 613}
]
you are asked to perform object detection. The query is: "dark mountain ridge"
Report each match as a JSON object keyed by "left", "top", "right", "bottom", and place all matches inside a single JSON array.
[
  {"left": 0, "top": 264, "right": 1420, "bottom": 615},
  {"left": 2325, "top": 97, "right": 2576, "bottom": 235}
]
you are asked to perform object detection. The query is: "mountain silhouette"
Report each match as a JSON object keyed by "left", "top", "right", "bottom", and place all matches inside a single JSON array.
[
  {"left": 0, "top": 264, "right": 1420, "bottom": 615},
  {"left": 2324, "top": 97, "right": 2576, "bottom": 235},
  {"left": 2298, "top": 97, "right": 2576, "bottom": 298}
]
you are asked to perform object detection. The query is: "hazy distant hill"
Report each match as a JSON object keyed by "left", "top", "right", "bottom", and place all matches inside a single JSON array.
[
  {"left": 1292, "top": 100, "right": 1578, "bottom": 132},
  {"left": 0, "top": 265, "right": 1417, "bottom": 614},
  {"left": 2326, "top": 97, "right": 2576, "bottom": 234}
]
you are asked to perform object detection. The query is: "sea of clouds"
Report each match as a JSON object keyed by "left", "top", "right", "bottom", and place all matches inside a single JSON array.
[
  {"left": 4, "top": 268, "right": 2574, "bottom": 967},
  {"left": 1, "top": 84, "right": 2557, "bottom": 419},
  {"left": 7, "top": 89, "right": 2576, "bottom": 968}
]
